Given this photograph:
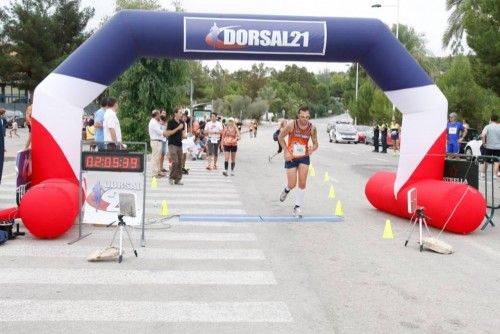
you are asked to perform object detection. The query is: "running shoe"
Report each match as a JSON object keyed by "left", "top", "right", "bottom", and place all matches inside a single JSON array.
[
  {"left": 293, "top": 205, "right": 302, "bottom": 217},
  {"left": 174, "top": 181, "right": 184, "bottom": 185},
  {"left": 223, "top": 171, "right": 228, "bottom": 177},
  {"left": 280, "top": 188, "right": 289, "bottom": 202},
  {"left": 169, "top": 179, "right": 174, "bottom": 185},
  {"left": 230, "top": 172, "right": 235, "bottom": 176}
]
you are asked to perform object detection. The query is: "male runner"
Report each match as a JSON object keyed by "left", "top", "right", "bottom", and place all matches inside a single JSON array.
[{"left": 278, "top": 106, "right": 319, "bottom": 216}]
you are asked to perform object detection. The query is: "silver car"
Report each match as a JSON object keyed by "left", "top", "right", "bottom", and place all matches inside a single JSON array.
[{"left": 329, "top": 123, "right": 357, "bottom": 143}]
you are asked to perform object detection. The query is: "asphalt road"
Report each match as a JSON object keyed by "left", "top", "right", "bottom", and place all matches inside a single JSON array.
[{"left": 0, "top": 119, "right": 499, "bottom": 333}]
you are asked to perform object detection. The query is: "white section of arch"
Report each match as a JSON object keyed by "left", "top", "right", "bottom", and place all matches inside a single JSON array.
[
  {"left": 385, "top": 84, "right": 448, "bottom": 196},
  {"left": 33, "top": 73, "right": 107, "bottom": 179}
]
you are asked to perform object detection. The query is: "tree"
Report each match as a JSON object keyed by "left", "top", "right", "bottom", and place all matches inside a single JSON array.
[
  {"left": 247, "top": 100, "right": 267, "bottom": 121},
  {"left": 437, "top": 55, "right": 499, "bottom": 128},
  {"left": 188, "top": 61, "right": 212, "bottom": 102},
  {"left": 108, "top": 0, "right": 190, "bottom": 142},
  {"left": 463, "top": 0, "right": 500, "bottom": 95},
  {"left": 245, "top": 63, "right": 269, "bottom": 99},
  {"left": 442, "top": 0, "right": 469, "bottom": 54},
  {"left": 0, "top": 0, "right": 94, "bottom": 94},
  {"left": 209, "top": 62, "right": 228, "bottom": 99}
]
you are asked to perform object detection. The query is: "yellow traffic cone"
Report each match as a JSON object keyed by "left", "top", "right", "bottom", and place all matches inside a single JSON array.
[
  {"left": 151, "top": 176, "right": 158, "bottom": 190},
  {"left": 383, "top": 219, "right": 394, "bottom": 239},
  {"left": 309, "top": 164, "right": 316, "bottom": 177},
  {"left": 328, "top": 185, "right": 336, "bottom": 199},
  {"left": 335, "top": 200, "right": 343, "bottom": 216},
  {"left": 160, "top": 200, "right": 169, "bottom": 216},
  {"left": 324, "top": 172, "right": 330, "bottom": 183}
]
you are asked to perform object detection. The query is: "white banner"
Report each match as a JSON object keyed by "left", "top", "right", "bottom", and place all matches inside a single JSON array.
[{"left": 82, "top": 171, "right": 144, "bottom": 226}]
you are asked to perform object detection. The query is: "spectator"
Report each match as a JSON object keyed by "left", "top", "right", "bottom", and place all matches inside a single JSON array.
[
  {"left": 165, "top": 107, "right": 186, "bottom": 185},
  {"left": 159, "top": 110, "right": 169, "bottom": 174},
  {"left": 480, "top": 114, "right": 500, "bottom": 179},
  {"left": 0, "top": 108, "right": 7, "bottom": 184},
  {"left": 9, "top": 117, "right": 20, "bottom": 138},
  {"left": 94, "top": 97, "right": 107, "bottom": 150},
  {"left": 86, "top": 119, "right": 96, "bottom": 151},
  {"left": 372, "top": 121, "right": 380, "bottom": 153},
  {"left": 380, "top": 121, "right": 388, "bottom": 153},
  {"left": 25, "top": 101, "right": 32, "bottom": 149},
  {"left": 103, "top": 97, "right": 123, "bottom": 150},
  {"left": 149, "top": 109, "right": 166, "bottom": 178},
  {"left": 446, "top": 112, "right": 467, "bottom": 154},
  {"left": 390, "top": 118, "right": 401, "bottom": 155}
]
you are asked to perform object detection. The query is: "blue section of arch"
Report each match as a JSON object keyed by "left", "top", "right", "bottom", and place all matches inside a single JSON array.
[{"left": 54, "top": 10, "right": 433, "bottom": 91}]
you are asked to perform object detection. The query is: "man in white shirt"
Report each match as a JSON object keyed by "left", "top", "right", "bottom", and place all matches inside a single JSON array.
[
  {"left": 204, "top": 112, "right": 223, "bottom": 170},
  {"left": 481, "top": 114, "right": 500, "bottom": 179},
  {"left": 149, "top": 109, "right": 166, "bottom": 177},
  {"left": 103, "top": 97, "right": 122, "bottom": 150}
]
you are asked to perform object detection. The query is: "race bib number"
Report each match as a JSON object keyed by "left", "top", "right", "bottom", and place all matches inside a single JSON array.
[
  {"left": 293, "top": 143, "right": 306, "bottom": 156},
  {"left": 448, "top": 127, "right": 457, "bottom": 135},
  {"left": 210, "top": 136, "right": 219, "bottom": 144}
]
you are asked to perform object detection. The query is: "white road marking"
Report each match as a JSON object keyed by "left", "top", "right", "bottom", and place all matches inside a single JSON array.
[
  {"left": 0, "top": 246, "right": 265, "bottom": 260},
  {"left": 0, "top": 300, "right": 293, "bottom": 322},
  {"left": 0, "top": 268, "right": 276, "bottom": 285}
]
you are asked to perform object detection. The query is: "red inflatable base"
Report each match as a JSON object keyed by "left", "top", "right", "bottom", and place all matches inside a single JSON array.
[
  {"left": 365, "top": 172, "right": 486, "bottom": 234},
  {"left": 19, "top": 178, "right": 79, "bottom": 239}
]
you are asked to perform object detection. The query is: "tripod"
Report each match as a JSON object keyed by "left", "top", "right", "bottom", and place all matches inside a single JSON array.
[
  {"left": 404, "top": 207, "right": 432, "bottom": 252},
  {"left": 108, "top": 214, "right": 138, "bottom": 263}
]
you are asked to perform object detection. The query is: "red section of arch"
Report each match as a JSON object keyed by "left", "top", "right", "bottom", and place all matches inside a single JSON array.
[
  {"left": 31, "top": 118, "right": 77, "bottom": 185},
  {"left": 365, "top": 132, "right": 486, "bottom": 234},
  {"left": 400, "top": 130, "right": 447, "bottom": 189}
]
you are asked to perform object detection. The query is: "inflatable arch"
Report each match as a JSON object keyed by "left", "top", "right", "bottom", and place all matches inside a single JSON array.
[{"left": 0, "top": 11, "right": 485, "bottom": 237}]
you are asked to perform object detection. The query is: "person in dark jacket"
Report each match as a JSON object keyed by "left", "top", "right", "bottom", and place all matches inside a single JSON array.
[
  {"left": 380, "top": 122, "right": 388, "bottom": 153},
  {"left": 372, "top": 122, "right": 380, "bottom": 153}
]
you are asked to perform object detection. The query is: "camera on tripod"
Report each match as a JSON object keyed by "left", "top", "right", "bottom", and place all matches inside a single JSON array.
[{"left": 108, "top": 193, "right": 139, "bottom": 263}]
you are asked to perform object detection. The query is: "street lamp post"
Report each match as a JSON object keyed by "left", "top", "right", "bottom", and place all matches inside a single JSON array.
[
  {"left": 355, "top": 63, "right": 359, "bottom": 102},
  {"left": 371, "top": 0, "right": 400, "bottom": 39},
  {"left": 372, "top": 0, "right": 400, "bottom": 120}
]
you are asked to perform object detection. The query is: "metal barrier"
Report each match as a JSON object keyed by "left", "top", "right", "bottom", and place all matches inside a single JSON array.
[
  {"left": 476, "top": 155, "right": 499, "bottom": 230},
  {"left": 445, "top": 154, "right": 499, "bottom": 230}
]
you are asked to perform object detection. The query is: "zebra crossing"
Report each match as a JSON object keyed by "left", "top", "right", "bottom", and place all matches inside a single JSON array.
[
  {"left": 0, "top": 160, "right": 295, "bottom": 330},
  {"left": 145, "top": 160, "right": 247, "bottom": 217}
]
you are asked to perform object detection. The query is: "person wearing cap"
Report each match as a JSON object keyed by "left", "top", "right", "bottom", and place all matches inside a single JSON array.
[
  {"left": 447, "top": 112, "right": 467, "bottom": 154},
  {"left": 148, "top": 109, "right": 167, "bottom": 178},
  {"left": 221, "top": 117, "right": 240, "bottom": 176}
]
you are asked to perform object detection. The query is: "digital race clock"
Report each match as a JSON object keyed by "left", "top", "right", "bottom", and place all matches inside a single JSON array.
[{"left": 81, "top": 151, "right": 144, "bottom": 172}]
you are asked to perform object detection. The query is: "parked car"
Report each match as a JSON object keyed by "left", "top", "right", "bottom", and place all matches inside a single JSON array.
[
  {"left": 364, "top": 127, "right": 393, "bottom": 147},
  {"left": 329, "top": 123, "right": 358, "bottom": 143},
  {"left": 463, "top": 128, "right": 482, "bottom": 156},
  {"left": 355, "top": 125, "right": 370, "bottom": 143},
  {"left": 459, "top": 128, "right": 479, "bottom": 154}
]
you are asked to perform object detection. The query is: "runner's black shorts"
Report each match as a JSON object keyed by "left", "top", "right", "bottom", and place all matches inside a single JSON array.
[
  {"left": 223, "top": 145, "right": 237, "bottom": 152},
  {"left": 208, "top": 142, "right": 219, "bottom": 156},
  {"left": 285, "top": 156, "right": 310, "bottom": 169}
]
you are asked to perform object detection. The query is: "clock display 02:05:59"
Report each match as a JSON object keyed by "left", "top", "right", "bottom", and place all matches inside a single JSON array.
[{"left": 81, "top": 152, "right": 144, "bottom": 172}]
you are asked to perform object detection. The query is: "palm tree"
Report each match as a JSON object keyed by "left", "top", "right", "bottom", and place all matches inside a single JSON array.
[{"left": 442, "top": 0, "right": 479, "bottom": 54}]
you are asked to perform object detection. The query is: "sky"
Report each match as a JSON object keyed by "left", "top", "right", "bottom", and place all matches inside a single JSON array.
[{"left": 0, "top": 0, "right": 455, "bottom": 73}]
